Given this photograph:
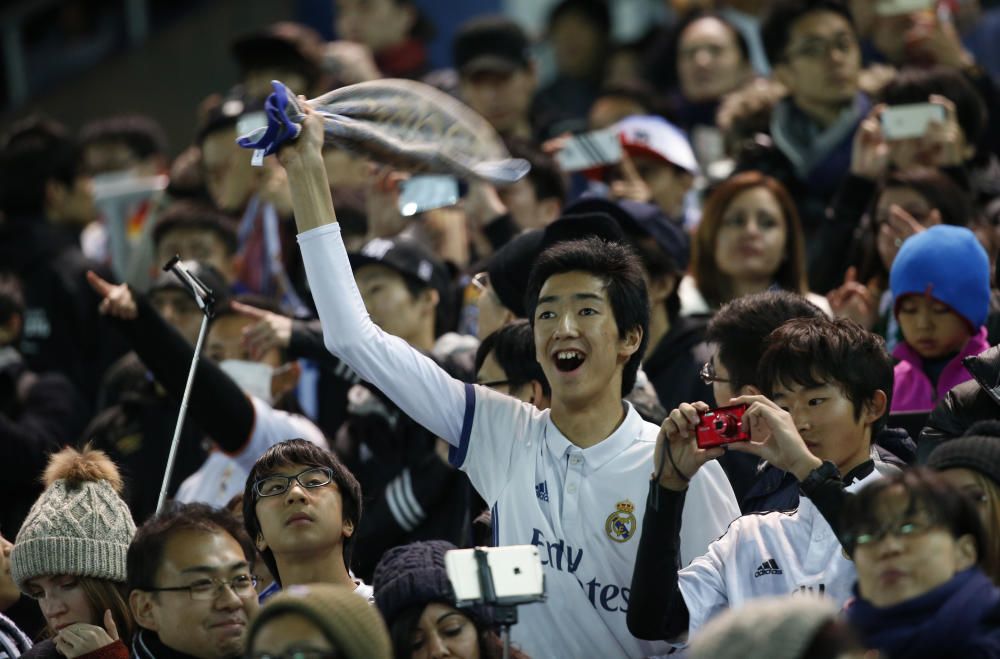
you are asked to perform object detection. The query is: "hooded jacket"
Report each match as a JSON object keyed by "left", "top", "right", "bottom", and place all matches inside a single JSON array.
[{"left": 891, "top": 327, "right": 991, "bottom": 413}]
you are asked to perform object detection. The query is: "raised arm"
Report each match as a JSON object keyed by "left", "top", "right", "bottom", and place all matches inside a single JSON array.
[{"left": 278, "top": 107, "right": 469, "bottom": 445}]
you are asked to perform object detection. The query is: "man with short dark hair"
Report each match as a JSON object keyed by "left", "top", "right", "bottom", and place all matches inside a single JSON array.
[
  {"left": 127, "top": 503, "right": 260, "bottom": 659},
  {"left": 152, "top": 202, "right": 239, "bottom": 286},
  {"left": 475, "top": 320, "right": 551, "bottom": 409},
  {"left": 453, "top": 16, "right": 540, "bottom": 142},
  {"left": 743, "top": 0, "right": 867, "bottom": 286},
  {"left": 0, "top": 117, "right": 124, "bottom": 409},
  {"left": 277, "top": 109, "right": 739, "bottom": 657},
  {"left": 241, "top": 439, "right": 368, "bottom": 601}
]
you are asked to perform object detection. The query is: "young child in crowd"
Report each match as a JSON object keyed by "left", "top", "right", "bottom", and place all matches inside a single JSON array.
[{"left": 889, "top": 225, "right": 992, "bottom": 413}]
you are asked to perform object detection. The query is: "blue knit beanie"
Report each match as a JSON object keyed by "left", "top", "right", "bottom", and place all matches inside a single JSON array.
[{"left": 890, "top": 225, "right": 990, "bottom": 329}]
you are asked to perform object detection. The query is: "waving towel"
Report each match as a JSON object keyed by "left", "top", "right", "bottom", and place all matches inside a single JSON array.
[{"left": 236, "top": 79, "right": 530, "bottom": 185}]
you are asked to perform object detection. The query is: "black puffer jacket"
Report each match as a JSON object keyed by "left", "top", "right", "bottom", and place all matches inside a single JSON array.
[{"left": 918, "top": 345, "right": 1000, "bottom": 462}]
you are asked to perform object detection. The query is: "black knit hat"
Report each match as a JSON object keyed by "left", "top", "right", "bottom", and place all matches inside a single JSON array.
[
  {"left": 372, "top": 540, "right": 490, "bottom": 627},
  {"left": 927, "top": 434, "right": 1000, "bottom": 488}
]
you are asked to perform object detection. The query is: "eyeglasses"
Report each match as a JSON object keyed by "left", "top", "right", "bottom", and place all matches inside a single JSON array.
[
  {"left": 699, "top": 361, "right": 730, "bottom": 386},
  {"left": 845, "top": 518, "right": 937, "bottom": 551},
  {"left": 254, "top": 467, "right": 335, "bottom": 498},
  {"left": 470, "top": 271, "right": 490, "bottom": 294},
  {"left": 785, "top": 33, "right": 857, "bottom": 60},
  {"left": 143, "top": 574, "right": 258, "bottom": 601}
]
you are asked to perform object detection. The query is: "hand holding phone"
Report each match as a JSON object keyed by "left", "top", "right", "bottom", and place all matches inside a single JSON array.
[{"left": 555, "top": 128, "right": 623, "bottom": 172}]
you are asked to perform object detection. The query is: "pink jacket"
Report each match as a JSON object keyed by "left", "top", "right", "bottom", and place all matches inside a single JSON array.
[{"left": 891, "top": 327, "right": 991, "bottom": 413}]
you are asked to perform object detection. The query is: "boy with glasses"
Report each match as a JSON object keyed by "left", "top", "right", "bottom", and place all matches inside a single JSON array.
[
  {"left": 127, "top": 503, "right": 260, "bottom": 659},
  {"left": 242, "top": 439, "right": 370, "bottom": 602}
]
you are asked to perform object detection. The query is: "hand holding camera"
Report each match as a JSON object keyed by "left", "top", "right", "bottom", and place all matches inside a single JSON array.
[
  {"left": 726, "top": 395, "right": 823, "bottom": 482},
  {"left": 654, "top": 401, "right": 725, "bottom": 491}
]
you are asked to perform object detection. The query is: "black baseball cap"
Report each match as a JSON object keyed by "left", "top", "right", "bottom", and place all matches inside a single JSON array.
[
  {"left": 453, "top": 16, "right": 532, "bottom": 75},
  {"left": 349, "top": 236, "right": 451, "bottom": 305},
  {"left": 486, "top": 212, "right": 626, "bottom": 318},
  {"left": 562, "top": 196, "right": 689, "bottom": 272}
]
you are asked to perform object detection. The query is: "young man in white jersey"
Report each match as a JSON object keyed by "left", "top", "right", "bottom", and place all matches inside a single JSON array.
[
  {"left": 277, "top": 108, "right": 740, "bottom": 658},
  {"left": 629, "top": 317, "right": 893, "bottom": 643}
]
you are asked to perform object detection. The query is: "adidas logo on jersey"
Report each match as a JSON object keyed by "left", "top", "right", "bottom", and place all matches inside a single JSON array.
[
  {"left": 754, "top": 558, "right": 783, "bottom": 578},
  {"left": 536, "top": 481, "right": 549, "bottom": 502}
]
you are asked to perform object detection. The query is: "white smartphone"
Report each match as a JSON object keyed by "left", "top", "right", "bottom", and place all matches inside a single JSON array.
[
  {"left": 397, "top": 175, "right": 460, "bottom": 217},
  {"left": 875, "top": 0, "right": 935, "bottom": 16},
  {"left": 556, "top": 128, "right": 622, "bottom": 172},
  {"left": 880, "top": 103, "right": 946, "bottom": 140},
  {"left": 445, "top": 546, "right": 545, "bottom": 607}
]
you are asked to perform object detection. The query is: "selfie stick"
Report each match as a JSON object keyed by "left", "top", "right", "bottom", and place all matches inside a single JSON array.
[
  {"left": 473, "top": 549, "right": 518, "bottom": 659},
  {"left": 155, "top": 256, "right": 216, "bottom": 514}
]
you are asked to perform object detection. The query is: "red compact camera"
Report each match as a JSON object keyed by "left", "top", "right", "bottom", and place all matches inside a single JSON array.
[{"left": 696, "top": 404, "right": 750, "bottom": 449}]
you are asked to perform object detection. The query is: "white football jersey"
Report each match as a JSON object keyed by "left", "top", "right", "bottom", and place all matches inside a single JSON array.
[
  {"left": 679, "top": 468, "right": 883, "bottom": 637},
  {"left": 299, "top": 225, "right": 742, "bottom": 659}
]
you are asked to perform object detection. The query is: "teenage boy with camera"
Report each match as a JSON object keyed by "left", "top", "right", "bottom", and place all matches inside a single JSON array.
[
  {"left": 276, "top": 106, "right": 740, "bottom": 658},
  {"left": 628, "top": 317, "right": 892, "bottom": 643}
]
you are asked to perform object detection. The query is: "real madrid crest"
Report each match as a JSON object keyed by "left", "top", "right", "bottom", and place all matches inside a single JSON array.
[{"left": 605, "top": 499, "right": 637, "bottom": 543}]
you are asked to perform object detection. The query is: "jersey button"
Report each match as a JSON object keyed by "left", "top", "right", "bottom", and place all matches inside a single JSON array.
[{"left": 567, "top": 484, "right": 577, "bottom": 493}]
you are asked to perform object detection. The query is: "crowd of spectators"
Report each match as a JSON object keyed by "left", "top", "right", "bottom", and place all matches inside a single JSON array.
[{"left": 3, "top": 0, "right": 1000, "bottom": 657}]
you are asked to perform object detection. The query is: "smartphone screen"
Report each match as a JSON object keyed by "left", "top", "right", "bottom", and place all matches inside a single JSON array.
[
  {"left": 875, "top": 0, "right": 935, "bottom": 16},
  {"left": 397, "top": 175, "right": 460, "bottom": 217},
  {"left": 556, "top": 128, "right": 623, "bottom": 172},
  {"left": 880, "top": 103, "right": 946, "bottom": 140}
]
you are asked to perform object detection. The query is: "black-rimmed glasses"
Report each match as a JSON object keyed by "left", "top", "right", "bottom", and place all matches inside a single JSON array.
[
  {"left": 253, "top": 467, "right": 335, "bottom": 498},
  {"left": 142, "top": 574, "right": 257, "bottom": 601},
  {"left": 699, "top": 361, "right": 730, "bottom": 386}
]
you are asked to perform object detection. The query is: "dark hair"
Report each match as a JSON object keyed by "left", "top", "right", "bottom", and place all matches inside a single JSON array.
[
  {"left": 0, "top": 273, "right": 25, "bottom": 327},
  {"left": 878, "top": 67, "right": 988, "bottom": 157},
  {"left": 758, "top": 317, "right": 893, "bottom": 434},
  {"left": 840, "top": 467, "right": 986, "bottom": 559},
  {"left": 673, "top": 10, "right": 751, "bottom": 65},
  {"left": 525, "top": 237, "right": 649, "bottom": 397},
  {"left": 760, "top": 0, "right": 855, "bottom": 68},
  {"left": 593, "top": 80, "right": 656, "bottom": 116},
  {"left": 152, "top": 200, "right": 239, "bottom": 256},
  {"left": 0, "top": 117, "right": 79, "bottom": 216},
  {"left": 547, "top": 0, "right": 611, "bottom": 36},
  {"left": 859, "top": 168, "right": 975, "bottom": 285},
  {"left": 505, "top": 138, "right": 567, "bottom": 204},
  {"left": 475, "top": 320, "right": 551, "bottom": 398},
  {"left": 126, "top": 503, "right": 255, "bottom": 594},
  {"left": 692, "top": 171, "right": 808, "bottom": 308},
  {"left": 630, "top": 236, "right": 683, "bottom": 321},
  {"left": 79, "top": 114, "right": 169, "bottom": 162},
  {"left": 388, "top": 605, "right": 529, "bottom": 659},
  {"left": 705, "top": 290, "right": 825, "bottom": 392},
  {"left": 242, "top": 439, "right": 362, "bottom": 585}
]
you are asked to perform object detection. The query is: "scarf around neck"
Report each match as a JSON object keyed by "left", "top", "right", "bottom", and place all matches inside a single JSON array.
[{"left": 846, "top": 567, "right": 1000, "bottom": 658}]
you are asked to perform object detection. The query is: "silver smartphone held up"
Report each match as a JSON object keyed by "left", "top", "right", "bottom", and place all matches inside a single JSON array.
[
  {"left": 397, "top": 175, "right": 461, "bottom": 217},
  {"left": 880, "top": 103, "right": 946, "bottom": 141},
  {"left": 556, "top": 128, "right": 623, "bottom": 172},
  {"left": 444, "top": 545, "right": 545, "bottom": 608}
]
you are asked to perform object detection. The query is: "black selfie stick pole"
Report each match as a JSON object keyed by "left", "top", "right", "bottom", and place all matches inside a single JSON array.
[
  {"left": 473, "top": 549, "right": 518, "bottom": 659},
  {"left": 155, "top": 256, "right": 216, "bottom": 514}
]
